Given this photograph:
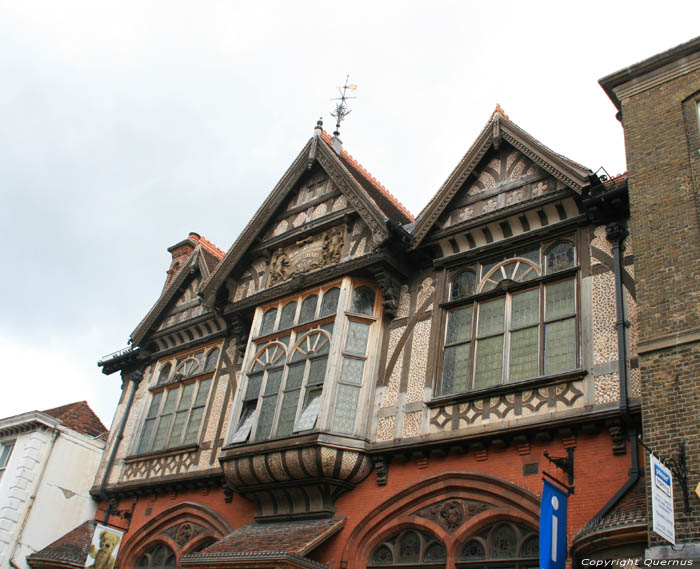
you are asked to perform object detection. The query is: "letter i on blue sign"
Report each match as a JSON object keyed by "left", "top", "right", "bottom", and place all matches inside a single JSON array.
[{"left": 540, "top": 479, "right": 568, "bottom": 569}]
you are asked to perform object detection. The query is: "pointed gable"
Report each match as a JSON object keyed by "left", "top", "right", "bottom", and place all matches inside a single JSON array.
[
  {"left": 410, "top": 107, "right": 592, "bottom": 249},
  {"left": 131, "top": 236, "right": 224, "bottom": 345},
  {"left": 201, "top": 130, "right": 411, "bottom": 306}
]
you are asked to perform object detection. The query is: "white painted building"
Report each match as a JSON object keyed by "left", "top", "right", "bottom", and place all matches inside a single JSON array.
[{"left": 0, "top": 402, "right": 106, "bottom": 569}]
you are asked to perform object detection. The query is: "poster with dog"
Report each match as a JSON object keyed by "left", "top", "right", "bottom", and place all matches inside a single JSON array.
[{"left": 85, "top": 524, "right": 124, "bottom": 569}]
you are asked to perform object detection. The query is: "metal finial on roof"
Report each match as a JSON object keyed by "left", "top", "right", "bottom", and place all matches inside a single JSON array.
[
  {"left": 314, "top": 117, "right": 323, "bottom": 137},
  {"left": 330, "top": 75, "right": 357, "bottom": 136}
]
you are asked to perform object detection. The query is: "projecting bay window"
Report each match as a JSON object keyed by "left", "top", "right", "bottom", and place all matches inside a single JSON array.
[
  {"left": 136, "top": 345, "right": 220, "bottom": 454},
  {"left": 230, "top": 280, "right": 378, "bottom": 444},
  {"left": 439, "top": 240, "right": 578, "bottom": 396}
]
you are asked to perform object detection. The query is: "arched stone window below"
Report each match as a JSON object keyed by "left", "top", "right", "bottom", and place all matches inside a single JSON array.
[
  {"left": 135, "top": 543, "right": 176, "bottom": 569},
  {"left": 456, "top": 521, "right": 538, "bottom": 568},
  {"left": 369, "top": 529, "right": 446, "bottom": 568}
]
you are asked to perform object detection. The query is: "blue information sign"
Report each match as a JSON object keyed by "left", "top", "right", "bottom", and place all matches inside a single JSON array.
[{"left": 540, "top": 479, "right": 568, "bottom": 569}]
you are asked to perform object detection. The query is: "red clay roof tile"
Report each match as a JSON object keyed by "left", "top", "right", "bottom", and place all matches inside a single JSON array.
[{"left": 42, "top": 401, "right": 107, "bottom": 438}]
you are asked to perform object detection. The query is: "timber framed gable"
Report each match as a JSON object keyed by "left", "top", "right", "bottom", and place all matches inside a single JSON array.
[
  {"left": 410, "top": 108, "right": 594, "bottom": 250},
  {"left": 201, "top": 133, "right": 411, "bottom": 311}
]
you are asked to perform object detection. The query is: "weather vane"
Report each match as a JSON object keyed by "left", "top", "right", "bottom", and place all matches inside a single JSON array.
[{"left": 330, "top": 75, "right": 357, "bottom": 136}]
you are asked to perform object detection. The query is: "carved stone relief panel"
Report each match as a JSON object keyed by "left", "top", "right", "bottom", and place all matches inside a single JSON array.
[
  {"left": 268, "top": 226, "right": 345, "bottom": 286},
  {"left": 414, "top": 499, "right": 490, "bottom": 533},
  {"left": 164, "top": 522, "right": 206, "bottom": 546}
]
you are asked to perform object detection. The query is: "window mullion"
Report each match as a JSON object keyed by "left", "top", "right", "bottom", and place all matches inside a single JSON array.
[
  {"left": 468, "top": 304, "right": 477, "bottom": 389},
  {"left": 503, "top": 294, "right": 512, "bottom": 383}
]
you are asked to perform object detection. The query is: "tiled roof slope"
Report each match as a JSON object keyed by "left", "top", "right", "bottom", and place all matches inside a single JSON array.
[
  {"left": 27, "top": 520, "right": 96, "bottom": 568},
  {"left": 43, "top": 401, "right": 107, "bottom": 438},
  {"left": 575, "top": 478, "right": 647, "bottom": 541},
  {"left": 321, "top": 131, "right": 414, "bottom": 223},
  {"left": 198, "top": 517, "right": 345, "bottom": 556}
]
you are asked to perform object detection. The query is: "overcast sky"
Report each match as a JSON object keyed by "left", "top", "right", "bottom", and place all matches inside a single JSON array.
[{"left": 1, "top": 1, "right": 698, "bottom": 427}]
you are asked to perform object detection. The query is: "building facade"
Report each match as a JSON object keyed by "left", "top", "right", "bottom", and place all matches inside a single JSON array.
[
  {"left": 35, "top": 108, "right": 644, "bottom": 568},
  {"left": 0, "top": 402, "right": 106, "bottom": 569},
  {"left": 600, "top": 36, "right": 700, "bottom": 561}
]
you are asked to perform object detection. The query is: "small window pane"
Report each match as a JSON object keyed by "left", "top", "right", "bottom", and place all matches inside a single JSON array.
[
  {"left": 546, "top": 279, "right": 575, "bottom": 320},
  {"left": 547, "top": 242, "right": 575, "bottom": 273},
  {"left": 441, "top": 343, "right": 470, "bottom": 395},
  {"left": 371, "top": 545, "right": 393, "bottom": 565},
  {"left": 478, "top": 297, "right": 505, "bottom": 337},
  {"left": 138, "top": 418, "right": 156, "bottom": 453},
  {"left": 339, "top": 358, "right": 364, "bottom": 385},
  {"left": 178, "top": 383, "right": 195, "bottom": 410},
  {"left": 265, "top": 369, "right": 283, "bottom": 395},
  {"left": 351, "top": 286, "right": 375, "bottom": 315},
  {"left": 511, "top": 289, "right": 539, "bottom": 328},
  {"left": 152, "top": 415, "right": 174, "bottom": 451},
  {"left": 256, "top": 396, "right": 278, "bottom": 440},
  {"left": 204, "top": 349, "right": 219, "bottom": 372},
  {"left": 183, "top": 406, "right": 204, "bottom": 444},
  {"left": 295, "top": 388, "right": 322, "bottom": 431},
  {"left": 459, "top": 539, "right": 485, "bottom": 561},
  {"left": 345, "top": 321, "right": 370, "bottom": 355},
  {"left": 545, "top": 318, "right": 577, "bottom": 374},
  {"left": 510, "top": 328, "right": 539, "bottom": 381},
  {"left": 332, "top": 384, "right": 360, "bottom": 433},
  {"left": 231, "top": 404, "right": 255, "bottom": 443},
  {"left": 423, "top": 543, "right": 446, "bottom": 562},
  {"left": 285, "top": 363, "right": 305, "bottom": 389},
  {"left": 491, "top": 523, "right": 517, "bottom": 558},
  {"left": 279, "top": 301, "right": 298, "bottom": 329},
  {"left": 162, "top": 389, "right": 179, "bottom": 414},
  {"left": 308, "top": 357, "right": 328, "bottom": 385},
  {"left": 520, "top": 535, "right": 539, "bottom": 557},
  {"left": 474, "top": 336, "right": 504, "bottom": 389},
  {"left": 157, "top": 364, "right": 171, "bottom": 385},
  {"left": 320, "top": 287, "right": 340, "bottom": 317},
  {"left": 276, "top": 389, "right": 301, "bottom": 436},
  {"left": 194, "top": 378, "right": 212, "bottom": 406},
  {"left": 168, "top": 410, "right": 188, "bottom": 447},
  {"left": 397, "top": 531, "right": 420, "bottom": 563},
  {"left": 0, "top": 442, "right": 15, "bottom": 468},
  {"left": 246, "top": 373, "right": 263, "bottom": 400},
  {"left": 147, "top": 392, "right": 163, "bottom": 417},
  {"left": 446, "top": 306, "right": 473, "bottom": 344},
  {"left": 260, "top": 308, "right": 278, "bottom": 335},
  {"left": 452, "top": 270, "right": 476, "bottom": 299},
  {"left": 300, "top": 295, "right": 318, "bottom": 322}
]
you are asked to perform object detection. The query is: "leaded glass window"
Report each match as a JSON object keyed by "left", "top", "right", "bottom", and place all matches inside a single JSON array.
[
  {"left": 233, "top": 281, "right": 379, "bottom": 443},
  {"left": 439, "top": 241, "right": 578, "bottom": 396},
  {"left": 369, "top": 529, "right": 446, "bottom": 568},
  {"left": 457, "top": 521, "right": 538, "bottom": 567},
  {"left": 137, "top": 345, "right": 219, "bottom": 454},
  {"left": 136, "top": 543, "right": 176, "bottom": 569}
]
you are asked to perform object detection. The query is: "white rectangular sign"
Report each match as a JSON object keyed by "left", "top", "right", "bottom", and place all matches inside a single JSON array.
[
  {"left": 85, "top": 523, "right": 124, "bottom": 569},
  {"left": 650, "top": 453, "right": 675, "bottom": 545}
]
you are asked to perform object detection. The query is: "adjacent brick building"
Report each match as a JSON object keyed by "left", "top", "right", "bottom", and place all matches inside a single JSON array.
[{"left": 600, "top": 35, "right": 700, "bottom": 561}]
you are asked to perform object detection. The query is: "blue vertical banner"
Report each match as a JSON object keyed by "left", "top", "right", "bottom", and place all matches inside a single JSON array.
[{"left": 540, "top": 479, "right": 568, "bottom": 569}]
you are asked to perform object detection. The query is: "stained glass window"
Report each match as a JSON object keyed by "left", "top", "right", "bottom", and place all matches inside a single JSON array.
[
  {"left": 452, "top": 269, "right": 476, "bottom": 300},
  {"left": 369, "top": 529, "right": 446, "bottom": 568},
  {"left": 157, "top": 363, "right": 171, "bottom": 385},
  {"left": 456, "top": 521, "right": 538, "bottom": 567},
  {"left": 136, "top": 544, "right": 176, "bottom": 569},
  {"left": 439, "top": 244, "right": 578, "bottom": 395}
]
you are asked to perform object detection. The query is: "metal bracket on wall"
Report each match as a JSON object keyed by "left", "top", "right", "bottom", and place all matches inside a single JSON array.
[
  {"left": 544, "top": 447, "right": 575, "bottom": 492},
  {"left": 638, "top": 436, "right": 690, "bottom": 514}
]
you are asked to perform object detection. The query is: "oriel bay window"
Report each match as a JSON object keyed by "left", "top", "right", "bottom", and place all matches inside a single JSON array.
[
  {"left": 136, "top": 345, "right": 220, "bottom": 454},
  {"left": 439, "top": 240, "right": 578, "bottom": 396},
  {"left": 230, "top": 280, "right": 379, "bottom": 444}
]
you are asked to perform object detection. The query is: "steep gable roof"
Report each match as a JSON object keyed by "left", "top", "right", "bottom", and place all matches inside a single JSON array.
[
  {"left": 410, "top": 107, "right": 592, "bottom": 248},
  {"left": 43, "top": 401, "right": 107, "bottom": 438},
  {"left": 27, "top": 520, "right": 97, "bottom": 568},
  {"left": 131, "top": 237, "right": 224, "bottom": 345},
  {"left": 201, "top": 131, "right": 408, "bottom": 304}
]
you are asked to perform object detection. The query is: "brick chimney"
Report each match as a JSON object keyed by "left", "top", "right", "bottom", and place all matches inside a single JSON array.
[{"left": 164, "top": 232, "right": 200, "bottom": 289}]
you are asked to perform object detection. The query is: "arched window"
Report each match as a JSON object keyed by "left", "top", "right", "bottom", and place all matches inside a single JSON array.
[
  {"left": 451, "top": 269, "right": 476, "bottom": 300},
  {"left": 546, "top": 241, "right": 575, "bottom": 274},
  {"left": 350, "top": 286, "right": 376, "bottom": 315},
  {"left": 135, "top": 543, "right": 176, "bottom": 569},
  {"left": 369, "top": 529, "right": 446, "bottom": 568},
  {"left": 320, "top": 287, "right": 340, "bottom": 317},
  {"left": 259, "top": 307, "right": 278, "bottom": 336},
  {"left": 457, "top": 521, "right": 538, "bottom": 567},
  {"left": 204, "top": 349, "right": 219, "bottom": 372},
  {"left": 157, "top": 363, "right": 171, "bottom": 385}
]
